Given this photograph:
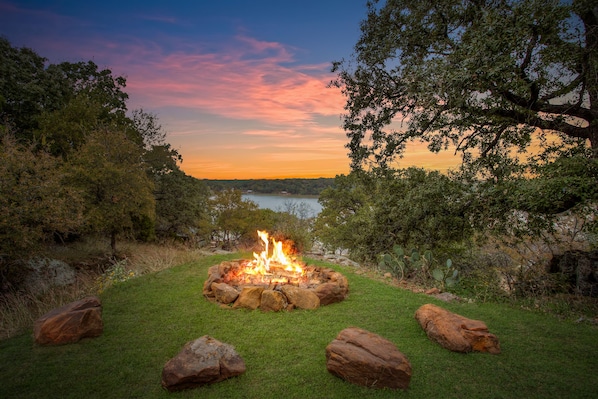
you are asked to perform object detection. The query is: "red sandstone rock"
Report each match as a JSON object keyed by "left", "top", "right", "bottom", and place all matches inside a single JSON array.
[
  {"left": 161, "top": 336, "right": 246, "bottom": 391},
  {"left": 415, "top": 303, "right": 501, "bottom": 354},
  {"left": 326, "top": 327, "right": 412, "bottom": 390},
  {"left": 314, "top": 282, "right": 347, "bottom": 305},
  {"left": 211, "top": 282, "right": 239, "bottom": 304},
  {"left": 260, "top": 289, "right": 287, "bottom": 312},
  {"left": 280, "top": 285, "right": 320, "bottom": 309},
  {"left": 233, "top": 286, "right": 264, "bottom": 310},
  {"left": 34, "top": 296, "right": 103, "bottom": 345}
]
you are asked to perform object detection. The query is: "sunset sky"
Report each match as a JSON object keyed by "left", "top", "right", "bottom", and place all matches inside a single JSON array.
[{"left": 1, "top": 0, "right": 461, "bottom": 179}]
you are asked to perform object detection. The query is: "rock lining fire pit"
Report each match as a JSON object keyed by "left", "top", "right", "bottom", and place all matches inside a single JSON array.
[{"left": 203, "top": 231, "right": 349, "bottom": 311}]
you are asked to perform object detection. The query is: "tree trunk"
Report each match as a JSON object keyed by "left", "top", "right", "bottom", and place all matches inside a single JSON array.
[
  {"left": 579, "top": 2, "right": 598, "bottom": 157},
  {"left": 110, "top": 231, "right": 117, "bottom": 256}
]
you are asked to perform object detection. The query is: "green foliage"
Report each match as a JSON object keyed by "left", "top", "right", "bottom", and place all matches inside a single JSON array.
[
  {"left": 154, "top": 169, "right": 211, "bottom": 241},
  {"left": 0, "top": 38, "right": 128, "bottom": 145},
  {"left": 332, "top": 0, "right": 597, "bottom": 250},
  {"left": 96, "top": 258, "right": 136, "bottom": 293},
  {"left": 0, "top": 38, "right": 53, "bottom": 139},
  {"left": 379, "top": 245, "right": 432, "bottom": 281},
  {"left": 0, "top": 39, "right": 208, "bottom": 266},
  {"left": 67, "top": 128, "right": 155, "bottom": 254},
  {"left": 333, "top": 0, "right": 597, "bottom": 174},
  {"left": 209, "top": 189, "right": 261, "bottom": 248},
  {"left": 315, "top": 168, "right": 473, "bottom": 263},
  {"left": 35, "top": 94, "right": 103, "bottom": 157},
  {"left": 432, "top": 258, "right": 460, "bottom": 289},
  {"left": 0, "top": 133, "right": 83, "bottom": 259},
  {"left": 314, "top": 172, "right": 372, "bottom": 255},
  {"left": 205, "top": 178, "right": 333, "bottom": 195}
]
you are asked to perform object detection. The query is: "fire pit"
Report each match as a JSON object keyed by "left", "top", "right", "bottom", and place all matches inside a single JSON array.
[{"left": 203, "top": 231, "right": 349, "bottom": 311}]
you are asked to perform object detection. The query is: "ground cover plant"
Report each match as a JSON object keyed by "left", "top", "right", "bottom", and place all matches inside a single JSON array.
[{"left": 1, "top": 253, "right": 597, "bottom": 399}]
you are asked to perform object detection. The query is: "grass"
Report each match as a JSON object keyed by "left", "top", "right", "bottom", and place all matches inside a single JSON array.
[
  {"left": 1, "top": 253, "right": 597, "bottom": 398},
  {"left": 0, "top": 239, "right": 205, "bottom": 340}
]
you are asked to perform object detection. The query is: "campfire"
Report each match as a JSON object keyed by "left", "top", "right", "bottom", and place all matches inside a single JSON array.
[{"left": 203, "top": 231, "right": 349, "bottom": 311}]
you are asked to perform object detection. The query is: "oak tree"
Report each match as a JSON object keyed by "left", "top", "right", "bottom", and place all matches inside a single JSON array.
[
  {"left": 67, "top": 128, "right": 155, "bottom": 254},
  {"left": 0, "top": 132, "right": 83, "bottom": 259},
  {"left": 333, "top": 0, "right": 598, "bottom": 172}
]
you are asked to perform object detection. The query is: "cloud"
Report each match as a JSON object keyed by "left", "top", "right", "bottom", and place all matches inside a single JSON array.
[{"left": 95, "top": 34, "right": 345, "bottom": 127}]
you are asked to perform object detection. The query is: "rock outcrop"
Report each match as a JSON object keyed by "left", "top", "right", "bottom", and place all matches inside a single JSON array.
[
  {"left": 34, "top": 296, "right": 103, "bottom": 345},
  {"left": 415, "top": 303, "right": 501, "bottom": 354},
  {"left": 326, "top": 327, "right": 412, "bottom": 390},
  {"left": 161, "top": 336, "right": 246, "bottom": 392}
]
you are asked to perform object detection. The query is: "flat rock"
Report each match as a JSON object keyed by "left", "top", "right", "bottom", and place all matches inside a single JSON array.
[
  {"left": 34, "top": 296, "right": 103, "bottom": 345},
  {"left": 326, "top": 327, "right": 412, "bottom": 390},
  {"left": 161, "top": 336, "right": 246, "bottom": 391},
  {"left": 415, "top": 303, "right": 501, "bottom": 354}
]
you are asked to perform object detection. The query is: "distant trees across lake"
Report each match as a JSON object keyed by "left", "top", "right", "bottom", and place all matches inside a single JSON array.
[{"left": 204, "top": 178, "right": 334, "bottom": 196}]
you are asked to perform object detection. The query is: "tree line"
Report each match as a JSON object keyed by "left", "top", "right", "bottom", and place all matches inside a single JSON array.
[
  {"left": 0, "top": 38, "right": 214, "bottom": 264},
  {"left": 2, "top": 0, "right": 597, "bottom": 302},
  {"left": 205, "top": 178, "right": 334, "bottom": 196},
  {"left": 0, "top": 36, "right": 320, "bottom": 284},
  {"left": 313, "top": 0, "right": 598, "bottom": 299}
]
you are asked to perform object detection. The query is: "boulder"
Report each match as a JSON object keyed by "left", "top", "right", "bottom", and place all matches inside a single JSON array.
[
  {"left": 280, "top": 285, "right": 320, "bottom": 309},
  {"left": 211, "top": 282, "right": 239, "bottom": 304},
  {"left": 415, "top": 303, "right": 501, "bottom": 354},
  {"left": 34, "top": 296, "right": 103, "bottom": 345},
  {"left": 161, "top": 336, "right": 246, "bottom": 391},
  {"left": 232, "top": 286, "right": 264, "bottom": 310},
  {"left": 317, "top": 271, "right": 349, "bottom": 305},
  {"left": 260, "top": 289, "right": 287, "bottom": 312},
  {"left": 25, "top": 257, "right": 76, "bottom": 294},
  {"left": 314, "top": 282, "right": 347, "bottom": 305},
  {"left": 326, "top": 327, "right": 412, "bottom": 390}
]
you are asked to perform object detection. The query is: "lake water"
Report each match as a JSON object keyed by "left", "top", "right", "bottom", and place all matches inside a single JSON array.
[{"left": 242, "top": 194, "right": 322, "bottom": 217}]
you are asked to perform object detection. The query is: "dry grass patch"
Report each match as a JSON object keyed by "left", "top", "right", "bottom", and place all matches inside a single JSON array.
[{"left": 0, "top": 239, "right": 206, "bottom": 340}]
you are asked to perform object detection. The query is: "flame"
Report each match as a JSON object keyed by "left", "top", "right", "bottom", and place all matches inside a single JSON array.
[{"left": 245, "top": 230, "right": 304, "bottom": 277}]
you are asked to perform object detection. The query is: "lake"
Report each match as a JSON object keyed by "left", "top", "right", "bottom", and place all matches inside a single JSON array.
[{"left": 242, "top": 194, "right": 322, "bottom": 217}]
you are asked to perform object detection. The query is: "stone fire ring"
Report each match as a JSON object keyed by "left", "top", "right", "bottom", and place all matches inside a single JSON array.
[{"left": 203, "top": 260, "right": 349, "bottom": 311}]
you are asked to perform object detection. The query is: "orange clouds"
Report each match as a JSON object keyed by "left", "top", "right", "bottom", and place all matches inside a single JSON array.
[
  {"left": 96, "top": 35, "right": 353, "bottom": 178},
  {"left": 1, "top": 3, "right": 462, "bottom": 179},
  {"left": 42, "top": 32, "right": 459, "bottom": 179}
]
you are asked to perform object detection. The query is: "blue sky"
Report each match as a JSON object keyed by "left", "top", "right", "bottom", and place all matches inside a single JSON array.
[{"left": 1, "top": 1, "right": 459, "bottom": 178}]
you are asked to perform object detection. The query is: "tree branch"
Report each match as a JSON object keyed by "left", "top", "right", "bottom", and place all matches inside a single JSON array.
[{"left": 492, "top": 108, "right": 590, "bottom": 140}]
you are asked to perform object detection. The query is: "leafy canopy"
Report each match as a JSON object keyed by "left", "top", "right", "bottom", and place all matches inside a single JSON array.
[{"left": 332, "top": 0, "right": 598, "bottom": 173}]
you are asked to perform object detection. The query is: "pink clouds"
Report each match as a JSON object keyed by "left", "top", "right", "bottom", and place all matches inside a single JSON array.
[
  {"left": 101, "top": 34, "right": 345, "bottom": 126},
  {"left": 0, "top": 2, "right": 461, "bottom": 179},
  {"left": 89, "top": 33, "right": 354, "bottom": 178}
]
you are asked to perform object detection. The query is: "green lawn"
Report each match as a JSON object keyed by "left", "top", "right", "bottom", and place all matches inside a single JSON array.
[{"left": 1, "top": 253, "right": 596, "bottom": 398}]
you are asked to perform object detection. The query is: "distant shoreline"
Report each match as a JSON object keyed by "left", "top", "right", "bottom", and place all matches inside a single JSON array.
[{"left": 204, "top": 177, "right": 334, "bottom": 196}]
